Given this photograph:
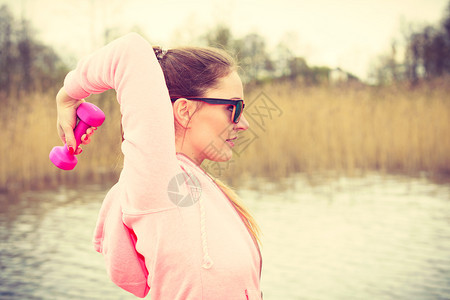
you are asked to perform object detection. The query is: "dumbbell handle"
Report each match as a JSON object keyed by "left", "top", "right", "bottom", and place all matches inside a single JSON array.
[{"left": 74, "top": 120, "right": 91, "bottom": 149}]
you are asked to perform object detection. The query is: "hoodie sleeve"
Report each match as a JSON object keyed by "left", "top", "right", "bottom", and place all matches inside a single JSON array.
[{"left": 64, "top": 33, "right": 180, "bottom": 213}]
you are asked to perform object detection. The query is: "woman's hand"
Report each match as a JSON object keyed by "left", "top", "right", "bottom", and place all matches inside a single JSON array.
[{"left": 56, "top": 88, "right": 96, "bottom": 155}]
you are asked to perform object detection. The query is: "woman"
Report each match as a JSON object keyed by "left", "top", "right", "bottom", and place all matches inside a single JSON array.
[{"left": 56, "top": 33, "right": 262, "bottom": 299}]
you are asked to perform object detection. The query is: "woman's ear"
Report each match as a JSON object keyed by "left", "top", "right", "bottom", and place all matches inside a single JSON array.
[{"left": 173, "top": 98, "right": 194, "bottom": 129}]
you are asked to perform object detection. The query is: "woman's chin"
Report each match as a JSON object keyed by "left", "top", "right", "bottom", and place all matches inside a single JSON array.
[{"left": 209, "top": 148, "right": 233, "bottom": 162}]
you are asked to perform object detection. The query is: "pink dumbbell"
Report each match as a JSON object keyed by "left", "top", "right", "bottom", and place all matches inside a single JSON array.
[{"left": 49, "top": 102, "right": 105, "bottom": 170}]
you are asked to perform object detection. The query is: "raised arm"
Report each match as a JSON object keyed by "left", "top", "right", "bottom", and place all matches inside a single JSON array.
[{"left": 60, "top": 33, "right": 180, "bottom": 212}]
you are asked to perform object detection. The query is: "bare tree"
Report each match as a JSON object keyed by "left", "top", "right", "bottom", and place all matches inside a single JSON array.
[{"left": 0, "top": 5, "right": 13, "bottom": 96}]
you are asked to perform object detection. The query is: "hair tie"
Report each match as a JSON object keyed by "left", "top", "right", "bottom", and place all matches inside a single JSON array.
[{"left": 155, "top": 47, "right": 168, "bottom": 61}]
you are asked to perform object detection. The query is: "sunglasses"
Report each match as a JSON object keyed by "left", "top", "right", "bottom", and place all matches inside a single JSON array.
[{"left": 170, "top": 97, "right": 245, "bottom": 124}]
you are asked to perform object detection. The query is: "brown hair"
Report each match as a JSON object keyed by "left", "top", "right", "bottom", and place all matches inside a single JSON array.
[
  {"left": 154, "top": 45, "right": 261, "bottom": 245},
  {"left": 154, "top": 45, "right": 235, "bottom": 98}
]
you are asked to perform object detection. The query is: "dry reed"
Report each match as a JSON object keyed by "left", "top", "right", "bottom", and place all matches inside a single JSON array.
[
  {"left": 1, "top": 81, "right": 449, "bottom": 192},
  {"left": 227, "top": 81, "right": 450, "bottom": 184}
]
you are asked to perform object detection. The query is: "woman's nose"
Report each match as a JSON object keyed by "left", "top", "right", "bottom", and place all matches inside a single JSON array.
[{"left": 237, "top": 113, "right": 250, "bottom": 131}]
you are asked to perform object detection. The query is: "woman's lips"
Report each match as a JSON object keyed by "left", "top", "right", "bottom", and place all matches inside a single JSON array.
[{"left": 226, "top": 137, "right": 237, "bottom": 147}]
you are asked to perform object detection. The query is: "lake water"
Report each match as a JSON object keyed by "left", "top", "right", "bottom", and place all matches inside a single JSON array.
[{"left": 0, "top": 174, "right": 449, "bottom": 300}]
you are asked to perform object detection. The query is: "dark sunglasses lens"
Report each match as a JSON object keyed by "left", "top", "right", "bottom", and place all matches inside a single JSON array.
[{"left": 233, "top": 101, "right": 243, "bottom": 123}]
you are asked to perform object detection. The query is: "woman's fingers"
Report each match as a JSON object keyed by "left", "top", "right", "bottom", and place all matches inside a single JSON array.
[
  {"left": 80, "top": 127, "right": 96, "bottom": 145},
  {"left": 61, "top": 123, "right": 77, "bottom": 151},
  {"left": 54, "top": 89, "right": 100, "bottom": 156},
  {"left": 82, "top": 135, "right": 91, "bottom": 144},
  {"left": 74, "top": 146, "right": 83, "bottom": 155},
  {"left": 55, "top": 88, "right": 84, "bottom": 151}
]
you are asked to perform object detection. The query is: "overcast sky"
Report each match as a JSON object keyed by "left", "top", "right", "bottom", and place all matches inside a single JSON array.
[{"left": 1, "top": 0, "right": 449, "bottom": 81}]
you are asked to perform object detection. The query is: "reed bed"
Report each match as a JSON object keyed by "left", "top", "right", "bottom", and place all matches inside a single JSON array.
[
  {"left": 1, "top": 81, "right": 449, "bottom": 192},
  {"left": 229, "top": 81, "right": 450, "bottom": 184}
]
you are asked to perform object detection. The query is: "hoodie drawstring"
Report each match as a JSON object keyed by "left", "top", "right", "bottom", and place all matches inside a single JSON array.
[
  {"left": 178, "top": 154, "right": 214, "bottom": 270},
  {"left": 199, "top": 194, "right": 213, "bottom": 269}
]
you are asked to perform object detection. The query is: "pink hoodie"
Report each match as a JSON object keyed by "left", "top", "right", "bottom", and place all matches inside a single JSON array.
[{"left": 64, "top": 33, "right": 262, "bottom": 299}]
